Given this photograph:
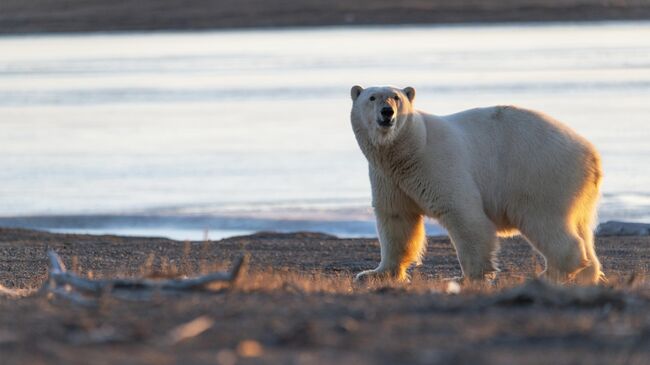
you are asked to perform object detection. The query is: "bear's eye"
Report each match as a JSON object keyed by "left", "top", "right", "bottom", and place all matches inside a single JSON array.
[
  {"left": 393, "top": 95, "right": 400, "bottom": 101},
  {"left": 369, "top": 96, "right": 376, "bottom": 101}
]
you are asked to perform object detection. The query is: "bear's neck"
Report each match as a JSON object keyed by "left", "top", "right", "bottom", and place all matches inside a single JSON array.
[{"left": 365, "top": 113, "right": 426, "bottom": 179}]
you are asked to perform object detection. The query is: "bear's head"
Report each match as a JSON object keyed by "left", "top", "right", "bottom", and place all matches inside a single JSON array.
[{"left": 350, "top": 85, "right": 416, "bottom": 146}]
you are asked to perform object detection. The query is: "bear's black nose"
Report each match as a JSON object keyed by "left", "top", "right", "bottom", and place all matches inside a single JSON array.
[{"left": 381, "top": 107, "right": 394, "bottom": 118}]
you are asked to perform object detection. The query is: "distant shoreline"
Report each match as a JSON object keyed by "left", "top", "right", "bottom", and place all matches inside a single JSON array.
[
  {"left": 1, "top": 0, "right": 650, "bottom": 35},
  {"left": 0, "top": 217, "right": 646, "bottom": 242}
]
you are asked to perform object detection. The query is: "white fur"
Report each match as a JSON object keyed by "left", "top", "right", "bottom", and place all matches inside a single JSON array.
[{"left": 351, "top": 85, "right": 603, "bottom": 284}]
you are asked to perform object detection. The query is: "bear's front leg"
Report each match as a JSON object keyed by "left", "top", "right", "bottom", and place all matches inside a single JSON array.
[{"left": 355, "top": 210, "right": 426, "bottom": 282}]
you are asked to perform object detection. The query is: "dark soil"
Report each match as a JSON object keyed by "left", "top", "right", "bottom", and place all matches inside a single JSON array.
[{"left": 0, "top": 227, "right": 649, "bottom": 364}]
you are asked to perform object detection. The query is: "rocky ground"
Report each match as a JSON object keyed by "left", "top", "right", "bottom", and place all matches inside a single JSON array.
[{"left": 0, "top": 228, "right": 649, "bottom": 364}]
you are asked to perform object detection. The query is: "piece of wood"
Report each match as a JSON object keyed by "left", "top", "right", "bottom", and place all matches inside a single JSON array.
[
  {"left": 43, "top": 250, "right": 247, "bottom": 304},
  {"left": 165, "top": 315, "right": 215, "bottom": 345}
]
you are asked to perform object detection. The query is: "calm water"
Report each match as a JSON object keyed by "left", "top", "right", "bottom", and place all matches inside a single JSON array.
[{"left": 0, "top": 22, "right": 649, "bottom": 240}]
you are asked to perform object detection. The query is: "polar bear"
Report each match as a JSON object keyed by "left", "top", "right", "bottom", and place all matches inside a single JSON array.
[{"left": 350, "top": 85, "right": 604, "bottom": 285}]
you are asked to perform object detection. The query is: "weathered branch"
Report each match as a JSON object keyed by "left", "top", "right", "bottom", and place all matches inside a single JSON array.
[
  {"left": 165, "top": 315, "right": 215, "bottom": 345},
  {"left": 44, "top": 250, "right": 248, "bottom": 304},
  {"left": 47, "top": 286, "right": 98, "bottom": 307}
]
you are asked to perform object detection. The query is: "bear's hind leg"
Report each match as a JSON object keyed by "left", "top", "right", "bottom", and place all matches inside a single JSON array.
[
  {"left": 573, "top": 220, "right": 604, "bottom": 284},
  {"left": 520, "top": 219, "right": 588, "bottom": 284}
]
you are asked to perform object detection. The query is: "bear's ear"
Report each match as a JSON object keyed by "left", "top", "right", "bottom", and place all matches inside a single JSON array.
[
  {"left": 403, "top": 87, "right": 416, "bottom": 102},
  {"left": 351, "top": 85, "right": 364, "bottom": 101}
]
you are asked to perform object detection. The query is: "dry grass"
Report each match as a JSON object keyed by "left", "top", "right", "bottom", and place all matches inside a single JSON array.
[
  {"left": 49, "top": 249, "right": 649, "bottom": 298},
  {"left": 234, "top": 268, "right": 523, "bottom": 295},
  {"left": 236, "top": 267, "right": 649, "bottom": 298},
  {"left": 2, "top": 240, "right": 647, "bottom": 302}
]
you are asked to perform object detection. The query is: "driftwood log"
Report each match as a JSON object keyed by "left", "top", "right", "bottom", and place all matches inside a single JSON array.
[{"left": 44, "top": 250, "right": 248, "bottom": 305}]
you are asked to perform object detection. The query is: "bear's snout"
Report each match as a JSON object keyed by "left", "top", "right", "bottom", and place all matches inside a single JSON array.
[
  {"left": 378, "top": 107, "right": 395, "bottom": 127},
  {"left": 381, "top": 107, "right": 394, "bottom": 118}
]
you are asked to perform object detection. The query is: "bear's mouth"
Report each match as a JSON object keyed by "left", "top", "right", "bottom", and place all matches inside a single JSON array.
[{"left": 377, "top": 117, "right": 394, "bottom": 128}]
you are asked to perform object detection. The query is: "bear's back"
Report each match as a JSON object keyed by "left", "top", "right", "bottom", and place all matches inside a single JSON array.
[{"left": 433, "top": 105, "right": 599, "bottom": 219}]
